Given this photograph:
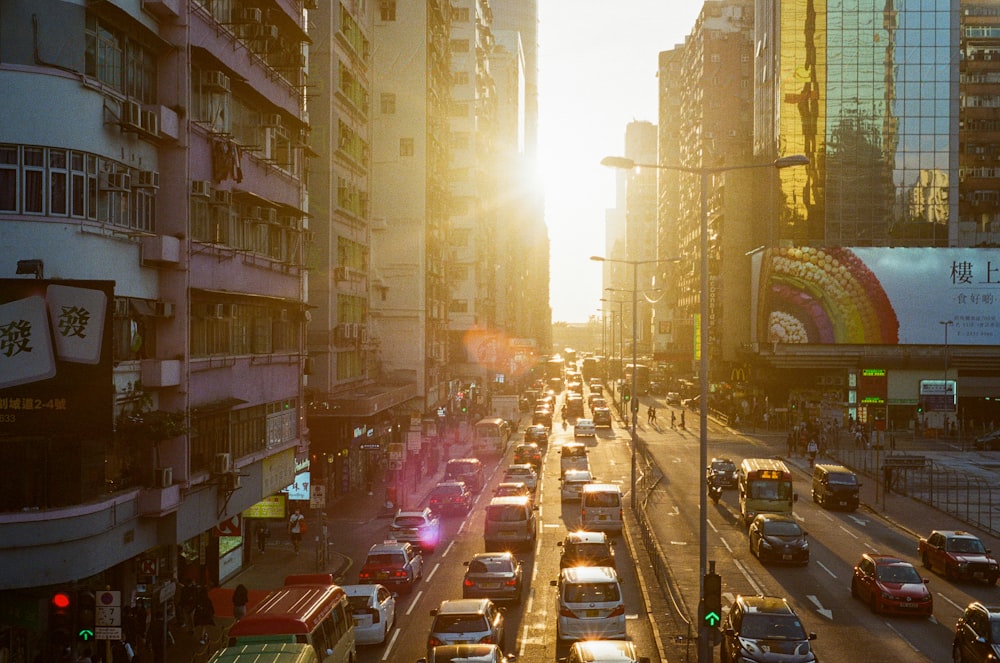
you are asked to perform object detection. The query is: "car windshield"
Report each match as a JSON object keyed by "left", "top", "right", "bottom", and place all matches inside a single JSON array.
[
  {"left": 712, "top": 462, "right": 736, "bottom": 473},
  {"left": 585, "top": 492, "right": 620, "bottom": 507},
  {"left": 763, "top": 521, "right": 802, "bottom": 537},
  {"left": 347, "top": 595, "right": 371, "bottom": 611},
  {"left": 487, "top": 505, "right": 527, "bottom": 522},
  {"left": 739, "top": 614, "right": 807, "bottom": 640},
  {"left": 562, "top": 446, "right": 586, "bottom": 459},
  {"left": 366, "top": 553, "right": 405, "bottom": 566},
  {"left": 947, "top": 537, "right": 987, "bottom": 553},
  {"left": 564, "top": 582, "right": 620, "bottom": 603},
  {"left": 469, "top": 558, "right": 514, "bottom": 573},
  {"left": 496, "top": 486, "right": 524, "bottom": 497},
  {"left": 432, "top": 615, "right": 489, "bottom": 633},
  {"left": 432, "top": 486, "right": 462, "bottom": 497},
  {"left": 394, "top": 516, "right": 428, "bottom": 527},
  {"left": 876, "top": 564, "right": 922, "bottom": 584}
]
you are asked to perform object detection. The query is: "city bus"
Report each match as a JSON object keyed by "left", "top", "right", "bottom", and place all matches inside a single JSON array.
[
  {"left": 472, "top": 417, "right": 512, "bottom": 456},
  {"left": 228, "top": 574, "right": 355, "bottom": 663},
  {"left": 623, "top": 364, "right": 651, "bottom": 395},
  {"left": 737, "top": 458, "right": 796, "bottom": 526}
]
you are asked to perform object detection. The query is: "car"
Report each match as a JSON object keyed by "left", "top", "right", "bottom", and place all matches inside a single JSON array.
[
  {"left": 587, "top": 393, "right": 606, "bottom": 409},
  {"left": 721, "top": 595, "right": 817, "bottom": 663},
  {"left": 665, "top": 392, "right": 681, "bottom": 405},
  {"left": 975, "top": 429, "right": 1000, "bottom": 451},
  {"left": 513, "top": 442, "right": 542, "bottom": 468},
  {"left": 493, "top": 481, "right": 532, "bottom": 502},
  {"left": 418, "top": 644, "right": 514, "bottom": 663},
  {"left": 358, "top": 541, "right": 424, "bottom": 594},
  {"left": 850, "top": 553, "right": 933, "bottom": 616},
  {"left": 427, "top": 598, "right": 506, "bottom": 657},
  {"left": 706, "top": 457, "right": 738, "bottom": 488},
  {"left": 502, "top": 464, "right": 538, "bottom": 495},
  {"left": 524, "top": 424, "right": 549, "bottom": 449},
  {"left": 484, "top": 496, "right": 538, "bottom": 552},
  {"left": 747, "top": 513, "right": 810, "bottom": 565},
  {"left": 462, "top": 552, "right": 524, "bottom": 604},
  {"left": 558, "top": 530, "right": 615, "bottom": 569},
  {"left": 561, "top": 639, "right": 649, "bottom": 663},
  {"left": 532, "top": 409, "right": 553, "bottom": 429},
  {"left": 952, "top": 601, "right": 1000, "bottom": 663},
  {"left": 560, "top": 442, "right": 589, "bottom": 476},
  {"left": 390, "top": 508, "right": 442, "bottom": 552},
  {"left": 590, "top": 384, "right": 604, "bottom": 397},
  {"left": 918, "top": 530, "right": 1000, "bottom": 585},
  {"left": 343, "top": 583, "right": 396, "bottom": 645},
  {"left": 573, "top": 419, "right": 596, "bottom": 437},
  {"left": 551, "top": 566, "right": 626, "bottom": 642},
  {"left": 566, "top": 398, "right": 585, "bottom": 418},
  {"left": 560, "top": 469, "right": 595, "bottom": 502},
  {"left": 428, "top": 481, "right": 474, "bottom": 516},
  {"left": 445, "top": 458, "right": 485, "bottom": 493},
  {"left": 592, "top": 407, "right": 612, "bottom": 428}
]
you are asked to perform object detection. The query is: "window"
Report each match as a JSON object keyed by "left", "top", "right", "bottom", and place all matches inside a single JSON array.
[
  {"left": 449, "top": 300, "right": 469, "bottom": 313},
  {"left": 451, "top": 39, "right": 470, "bottom": 53},
  {"left": 380, "top": 92, "right": 396, "bottom": 114},
  {"left": 85, "top": 15, "right": 157, "bottom": 103},
  {"left": 0, "top": 145, "right": 16, "bottom": 212},
  {"left": 337, "top": 350, "right": 363, "bottom": 380},
  {"left": 400, "top": 138, "right": 414, "bottom": 157},
  {"left": 452, "top": 71, "right": 469, "bottom": 85},
  {"left": 379, "top": 0, "right": 396, "bottom": 21},
  {"left": 452, "top": 7, "right": 470, "bottom": 21},
  {"left": 23, "top": 148, "right": 44, "bottom": 214}
]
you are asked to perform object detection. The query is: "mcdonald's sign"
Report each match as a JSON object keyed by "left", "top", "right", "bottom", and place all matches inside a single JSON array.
[{"left": 730, "top": 366, "right": 749, "bottom": 382}]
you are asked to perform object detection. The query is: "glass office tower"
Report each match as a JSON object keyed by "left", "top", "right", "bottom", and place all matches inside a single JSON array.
[{"left": 756, "top": 0, "right": 959, "bottom": 247}]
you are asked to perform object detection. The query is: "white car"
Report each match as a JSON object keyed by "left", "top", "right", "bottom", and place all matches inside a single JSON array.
[
  {"left": 560, "top": 469, "right": 595, "bottom": 501},
  {"left": 389, "top": 507, "right": 442, "bottom": 552},
  {"left": 343, "top": 584, "right": 396, "bottom": 645},
  {"left": 502, "top": 464, "right": 539, "bottom": 495},
  {"left": 574, "top": 419, "right": 596, "bottom": 437}
]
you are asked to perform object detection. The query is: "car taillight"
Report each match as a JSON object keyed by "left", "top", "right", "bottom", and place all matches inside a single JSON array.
[
  {"left": 504, "top": 578, "right": 518, "bottom": 586},
  {"left": 559, "top": 607, "right": 577, "bottom": 618},
  {"left": 581, "top": 508, "right": 587, "bottom": 519},
  {"left": 393, "top": 569, "right": 409, "bottom": 578},
  {"left": 609, "top": 604, "right": 625, "bottom": 617},
  {"left": 359, "top": 570, "right": 371, "bottom": 580},
  {"left": 478, "top": 635, "right": 496, "bottom": 645},
  {"left": 370, "top": 608, "right": 381, "bottom": 623},
  {"left": 428, "top": 636, "right": 443, "bottom": 648},
  {"left": 463, "top": 578, "right": 475, "bottom": 587}
]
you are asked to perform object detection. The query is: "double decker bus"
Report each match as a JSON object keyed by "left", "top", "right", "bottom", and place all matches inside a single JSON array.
[
  {"left": 623, "top": 364, "right": 651, "bottom": 396},
  {"left": 737, "top": 458, "right": 795, "bottom": 526}
]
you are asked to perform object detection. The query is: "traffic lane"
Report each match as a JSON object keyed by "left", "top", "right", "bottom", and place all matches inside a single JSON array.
[{"left": 640, "top": 435, "right": 942, "bottom": 662}]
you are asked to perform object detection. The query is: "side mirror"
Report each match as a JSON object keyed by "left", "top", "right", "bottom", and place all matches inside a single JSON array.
[
  {"left": 808, "top": 632, "right": 817, "bottom": 640},
  {"left": 724, "top": 628, "right": 735, "bottom": 637},
  {"left": 556, "top": 541, "right": 564, "bottom": 547},
  {"left": 550, "top": 579, "right": 558, "bottom": 587},
  {"left": 793, "top": 493, "right": 799, "bottom": 502},
  {"left": 463, "top": 560, "right": 470, "bottom": 567},
  {"left": 923, "top": 577, "right": 930, "bottom": 584}
]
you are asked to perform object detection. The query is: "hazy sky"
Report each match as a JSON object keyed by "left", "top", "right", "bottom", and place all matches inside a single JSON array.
[{"left": 537, "top": 2, "right": 703, "bottom": 323}]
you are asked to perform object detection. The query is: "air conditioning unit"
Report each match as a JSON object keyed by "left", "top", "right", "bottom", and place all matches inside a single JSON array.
[
  {"left": 191, "top": 180, "right": 212, "bottom": 197},
  {"left": 101, "top": 172, "right": 131, "bottom": 191},
  {"left": 360, "top": 325, "right": 369, "bottom": 343},
  {"left": 122, "top": 100, "right": 142, "bottom": 129},
  {"left": 225, "top": 472, "right": 241, "bottom": 491},
  {"left": 211, "top": 189, "right": 232, "bottom": 206},
  {"left": 333, "top": 266, "right": 349, "bottom": 281},
  {"left": 243, "top": 206, "right": 263, "bottom": 221},
  {"left": 140, "top": 110, "right": 159, "bottom": 137},
  {"left": 214, "top": 452, "right": 233, "bottom": 474},
  {"left": 202, "top": 70, "right": 231, "bottom": 92},
  {"left": 155, "top": 467, "right": 173, "bottom": 488},
  {"left": 263, "top": 208, "right": 278, "bottom": 224},
  {"left": 152, "top": 301, "right": 175, "bottom": 318},
  {"left": 262, "top": 113, "right": 284, "bottom": 128},
  {"left": 135, "top": 170, "right": 160, "bottom": 189}
]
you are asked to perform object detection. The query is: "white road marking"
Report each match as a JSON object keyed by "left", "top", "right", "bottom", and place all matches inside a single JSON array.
[
  {"left": 733, "top": 559, "right": 765, "bottom": 594},
  {"left": 720, "top": 537, "right": 733, "bottom": 553},
  {"left": 816, "top": 560, "right": 838, "bottom": 579},
  {"left": 884, "top": 621, "right": 921, "bottom": 652},
  {"left": 425, "top": 562, "right": 440, "bottom": 582},
  {"left": 838, "top": 525, "right": 859, "bottom": 539},
  {"left": 939, "top": 593, "right": 965, "bottom": 611},
  {"left": 670, "top": 541, "right": 689, "bottom": 546},
  {"left": 381, "top": 628, "right": 401, "bottom": 660},
  {"left": 405, "top": 591, "right": 423, "bottom": 615},
  {"left": 848, "top": 514, "right": 868, "bottom": 527},
  {"left": 807, "top": 594, "right": 833, "bottom": 619},
  {"left": 441, "top": 540, "right": 455, "bottom": 556}
]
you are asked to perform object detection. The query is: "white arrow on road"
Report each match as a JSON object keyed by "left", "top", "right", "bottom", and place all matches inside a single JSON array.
[
  {"left": 807, "top": 595, "right": 833, "bottom": 620},
  {"left": 848, "top": 514, "right": 868, "bottom": 526}
]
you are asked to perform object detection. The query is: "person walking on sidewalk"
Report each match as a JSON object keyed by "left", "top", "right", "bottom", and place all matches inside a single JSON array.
[
  {"left": 232, "top": 584, "right": 249, "bottom": 621},
  {"left": 670, "top": 411, "right": 676, "bottom": 429},
  {"left": 288, "top": 508, "right": 305, "bottom": 554}
]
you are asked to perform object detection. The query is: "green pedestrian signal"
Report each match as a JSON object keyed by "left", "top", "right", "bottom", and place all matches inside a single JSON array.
[{"left": 703, "top": 571, "right": 722, "bottom": 628}]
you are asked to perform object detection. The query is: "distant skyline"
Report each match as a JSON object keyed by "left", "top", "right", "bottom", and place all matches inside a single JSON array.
[{"left": 537, "top": 2, "right": 703, "bottom": 323}]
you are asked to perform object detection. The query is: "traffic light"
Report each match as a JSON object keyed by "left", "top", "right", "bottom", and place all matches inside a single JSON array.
[
  {"left": 48, "top": 591, "right": 74, "bottom": 645},
  {"left": 77, "top": 591, "right": 96, "bottom": 642},
  {"left": 702, "top": 572, "right": 722, "bottom": 628},
  {"left": 623, "top": 388, "right": 631, "bottom": 402}
]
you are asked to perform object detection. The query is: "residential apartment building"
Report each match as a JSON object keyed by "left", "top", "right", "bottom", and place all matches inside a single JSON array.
[{"left": 0, "top": 0, "right": 311, "bottom": 658}]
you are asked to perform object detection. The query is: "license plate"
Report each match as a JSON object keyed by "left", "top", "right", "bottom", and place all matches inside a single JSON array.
[
  {"left": 585, "top": 610, "right": 600, "bottom": 618},
  {"left": 838, "top": 501, "right": 848, "bottom": 506},
  {"left": 900, "top": 603, "right": 919, "bottom": 608},
  {"left": 782, "top": 554, "right": 793, "bottom": 561},
  {"left": 974, "top": 572, "right": 985, "bottom": 579},
  {"left": 501, "top": 530, "right": 516, "bottom": 536},
  {"left": 481, "top": 583, "right": 500, "bottom": 589},
  {"left": 599, "top": 515, "right": 607, "bottom": 520}
]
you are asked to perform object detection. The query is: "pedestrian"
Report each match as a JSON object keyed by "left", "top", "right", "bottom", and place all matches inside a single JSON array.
[
  {"left": 232, "top": 584, "right": 249, "bottom": 621},
  {"left": 255, "top": 521, "right": 269, "bottom": 553},
  {"left": 177, "top": 580, "right": 197, "bottom": 631},
  {"left": 806, "top": 438, "right": 818, "bottom": 467},
  {"left": 671, "top": 411, "right": 676, "bottom": 429},
  {"left": 679, "top": 411, "right": 685, "bottom": 429},
  {"left": 884, "top": 465, "right": 893, "bottom": 494},
  {"left": 146, "top": 611, "right": 165, "bottom": 663},
  {"left": 647, "top": 406, "right": 654, "bottom": 425},
  {"left": 192, "top": 586, "right": 215, "bottom": 644},
  {"left": 288, "top": 507, "right": 305, "bottom": 554}
]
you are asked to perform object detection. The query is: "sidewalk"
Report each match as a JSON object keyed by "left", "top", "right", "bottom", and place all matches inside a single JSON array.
[{"left": 164, "top": 446, "right": 463, "bottom": 662}]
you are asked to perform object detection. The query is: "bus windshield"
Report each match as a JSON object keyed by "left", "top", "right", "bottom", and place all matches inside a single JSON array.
[{"left": 748, "top": 479, "right": 793, "bottom": 501}]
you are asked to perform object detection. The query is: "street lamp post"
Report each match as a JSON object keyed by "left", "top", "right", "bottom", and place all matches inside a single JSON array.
[
  {"left": 602, "top": 295, "right": 626, "bottom": 411},
  {"left": 593, "top": 258, "right": 678, "bottom": 513},
  {"left": 602, "top": 153, "right": 808, "bottom": 663},
  {"left": 940, "top": 320, "right": 954, "bottom": 440}
]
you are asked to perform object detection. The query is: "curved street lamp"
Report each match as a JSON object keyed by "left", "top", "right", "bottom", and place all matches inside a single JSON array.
[{"left": 602, "top": 153, "right": 808, "bottom": 663}]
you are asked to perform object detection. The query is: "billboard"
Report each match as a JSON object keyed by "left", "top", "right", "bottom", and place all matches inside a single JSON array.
[{"left": 754, "top": 247, "right": 1000, "bottom": 346}]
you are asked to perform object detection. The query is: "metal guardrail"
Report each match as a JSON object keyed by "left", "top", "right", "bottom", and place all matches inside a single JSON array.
[{"left": 829, "top": 448, "right": 999, "bottom": 537}]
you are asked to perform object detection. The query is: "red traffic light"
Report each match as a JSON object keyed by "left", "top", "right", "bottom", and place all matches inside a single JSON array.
[{"left": 51, "top": 592, "right": 72, "bottom": 610}]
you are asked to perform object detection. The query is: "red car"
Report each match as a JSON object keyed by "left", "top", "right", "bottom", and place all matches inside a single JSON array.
[
  {"left": 851, "top": 553, "right": 933, "bottom": 616},
  {"left": 513, "top": 442, "right": 542, "bottom": 468},
  {"left": 428, "top": 481, "right": 473, "bottom": 515}
]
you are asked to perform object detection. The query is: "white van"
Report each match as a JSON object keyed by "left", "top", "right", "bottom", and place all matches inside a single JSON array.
[
  {"left": 579, "top": 483, "right": 623, "bottom": 534},
  {"left": 559, "top": 442, "right": 589, "bottom": 477},
  {"left": 550, "top": 566, "right": 625, "bottom": 642}
]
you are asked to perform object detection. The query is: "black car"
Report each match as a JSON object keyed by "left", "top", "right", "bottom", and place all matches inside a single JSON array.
[
  {"left": 953, "top": 601, "right": 1000, "bottom": 663},
  {"left": 428, "top": 481, "right": 473, "bottom": 515},
  {"left": 557, "top": 530, "right": 615, "bottom": 569},
  {"left": 748, "top": 513, "right": 809, "bottom": 565},
  {"left": 722, "top": 595, "right": 817, "bottom": 663},
  {"left": 524, "top": 424, "right": 549, "bottom": 450},
  {"left": 707, "top": 458, "right": 738, "bottom": 488}
]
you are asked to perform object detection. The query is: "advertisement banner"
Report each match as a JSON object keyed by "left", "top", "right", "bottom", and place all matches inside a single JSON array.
[{"left": 755, "top": 247, "right": 1000, "bottom": 346}]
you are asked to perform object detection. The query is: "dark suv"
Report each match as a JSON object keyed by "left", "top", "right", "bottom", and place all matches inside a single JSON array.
[
  {"left": 721, "top": 595, "right": 817, "bottom": 663},
  {"left": 558, "top": 530, "right": 615, "bottom": 569},
  {"left": 428, "top": 481, "right": 473, "bottom": 515},
  {"left": 445, "top": 458, "right": 484, "bottom": 493},
  {"left": 954, "top": 602, "right": 1000, "bottom": 663}
]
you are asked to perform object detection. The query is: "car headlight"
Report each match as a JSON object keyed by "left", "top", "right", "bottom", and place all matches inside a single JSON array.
[
  {"left": 880, "top": 590, "right": 895, "bottom": 600},
  {"left": 760, "top": 539, "right": 774, "bottom": 550},
  {"left": 738, "top": 638, "right": 762, "bottom": 656},
  {"left": 801, "top": 540, "right": 809, "bottom": 549},
  {"left": 957, "top": 562, "right": 969, "bottom": 570}
]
